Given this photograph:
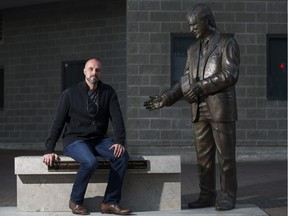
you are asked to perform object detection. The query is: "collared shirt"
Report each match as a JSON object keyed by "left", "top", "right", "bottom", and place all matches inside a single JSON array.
[{"left": 87, "top": 88, "right": 99, "bottom": 119}]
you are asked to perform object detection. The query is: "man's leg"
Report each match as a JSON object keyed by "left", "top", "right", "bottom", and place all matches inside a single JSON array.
[
  {"left": 94, "top": 138, "right": 129, "bottom": 204},
  {"left": 64, "top": 140, "right": 98, "bottom": 205},
  {"left": 95, "top": 138, "right": 131, "bottom": 214},
  {"left": 188, "top": 119, "right": 217, "bottom": 208},
  {"left": 211, "top": 121, "right": 237, "bottom": 210}
]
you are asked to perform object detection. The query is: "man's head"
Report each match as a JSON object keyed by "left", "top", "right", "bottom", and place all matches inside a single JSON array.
[
  {"left": 83, "top": 58, "right": 102, "bottom": 85},
  {"left": 186, "top": 3, "right": 216, "bottom": 39}
]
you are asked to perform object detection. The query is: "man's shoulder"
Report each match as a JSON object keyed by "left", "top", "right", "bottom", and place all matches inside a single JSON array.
[
  {"left": 187, "top": 40, "right": 200, "bottom": 52},
  {"left": 100, "top": 82, "right": 114, "bottom": 91},
  {"left": 62, "top": 82, "right": 85, "bottom": 95},
  {"left": 219, "top": 32, "right": 238, "bottom": 44}
]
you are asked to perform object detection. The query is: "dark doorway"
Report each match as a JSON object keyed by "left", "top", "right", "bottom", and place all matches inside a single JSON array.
[{"left": 61, "top": 60, "right": 86, "bottom": 91}]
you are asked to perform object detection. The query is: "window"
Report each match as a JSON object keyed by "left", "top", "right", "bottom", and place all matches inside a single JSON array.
[
  {"left": 0, "top": 11, "right": 3, "bottom": 42},
  {"left": 61, "top": 60, "right": 86, "bottom": 91},
  {"left": 171, "top": 33, "right": 196, "bottom": 86},
  {"left": 0, "top": 67, "right": 3, "bottom": 109},
  {"left": 267, "top": 34, "right": 287, "bottom": 100}
]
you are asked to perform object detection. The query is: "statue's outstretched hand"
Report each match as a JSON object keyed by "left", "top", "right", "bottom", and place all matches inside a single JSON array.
[{"left": 144, "top": 95, "right": 165, "bottom": 111}]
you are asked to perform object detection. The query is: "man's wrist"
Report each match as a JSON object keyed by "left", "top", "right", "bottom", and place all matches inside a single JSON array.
[{"left": 161, "top": 94, "right": 169, "bottom": 106}]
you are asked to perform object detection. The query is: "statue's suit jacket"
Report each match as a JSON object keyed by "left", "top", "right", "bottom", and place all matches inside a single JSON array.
[{"left": 182, "top": 31, "right": 240, "bottom": 123}]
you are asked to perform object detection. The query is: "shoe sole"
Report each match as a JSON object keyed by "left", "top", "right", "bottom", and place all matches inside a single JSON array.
[
  {"left": 215, "top": 207, "right": 235, "bottom": 211},
  {"left": 71, "top": 211, "right": 90, "bottom": 215},
  {"left": 101, "top": 211, "right": 131, "bottom": 215}
]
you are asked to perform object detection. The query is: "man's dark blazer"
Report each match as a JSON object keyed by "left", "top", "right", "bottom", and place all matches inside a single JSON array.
[{"left": 183, "top": 31, "right": 240, "bottom": 123}]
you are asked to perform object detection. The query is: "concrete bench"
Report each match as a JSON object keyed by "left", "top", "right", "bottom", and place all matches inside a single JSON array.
[{"left": 14, "top": 155, "right": 181, "bottom": 212}]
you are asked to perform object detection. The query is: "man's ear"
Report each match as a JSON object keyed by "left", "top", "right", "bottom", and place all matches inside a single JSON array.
[{"left": 203, "top": 17, "right": 209, "bottom": 25}]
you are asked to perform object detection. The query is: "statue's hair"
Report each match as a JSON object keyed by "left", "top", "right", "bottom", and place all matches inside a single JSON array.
[{"left": 186, "top": 3, "right": 216, "bottom": 28}]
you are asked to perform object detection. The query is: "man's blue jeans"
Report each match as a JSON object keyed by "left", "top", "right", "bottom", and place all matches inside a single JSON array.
[{"left": 63, "top": 138, "right": 129, "bottom": 205}]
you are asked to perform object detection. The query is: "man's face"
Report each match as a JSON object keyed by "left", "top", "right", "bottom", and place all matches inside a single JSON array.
[
  {"left": 83, "top": 59, "right": 102, "bottom": 85},
  {"left": 187, "top": 15, "right": 209, "bottom": 40}
]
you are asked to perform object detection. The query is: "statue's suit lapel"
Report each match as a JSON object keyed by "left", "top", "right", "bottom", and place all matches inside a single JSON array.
[{"left": 202, "top": 32, "right": 221, "bottom": 70}]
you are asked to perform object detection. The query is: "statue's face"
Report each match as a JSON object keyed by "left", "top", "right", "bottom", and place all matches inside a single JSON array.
[{"left": 187, "top": 15, "right": 209, "bottom": 40}]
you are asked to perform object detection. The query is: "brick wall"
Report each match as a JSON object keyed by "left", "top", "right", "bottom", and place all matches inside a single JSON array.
[
  {"left": 0, "top": 0, "right": 286, "bottom": 160},
  {"left": 126, "top": 0, "right": 287, "bottom": 156},
  {"left": 0, "top": 0, "right": 127, "bottom": 148}
]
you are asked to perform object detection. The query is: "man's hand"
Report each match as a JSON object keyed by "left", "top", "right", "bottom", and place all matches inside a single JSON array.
[
  {"left": 109, "top": 144, "right": 125, "bottom": 158},
  {"left": 144, "top": 95, "right": 166, "bottom": 111},
  {"left": 42, "top": 153, "right": 60, "bottom": 167},
  {"left": 183, "top": 83, "right": 203, "bottom": 103}
]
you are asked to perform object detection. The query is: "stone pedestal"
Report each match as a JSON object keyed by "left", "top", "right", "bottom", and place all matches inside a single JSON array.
[{"left": 15, "top": 155, "right": 181, "bottom": 212}]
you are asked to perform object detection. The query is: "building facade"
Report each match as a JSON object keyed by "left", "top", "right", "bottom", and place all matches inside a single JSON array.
[{"left": 0, "top": 0, "right": 286, "bottom": 162}]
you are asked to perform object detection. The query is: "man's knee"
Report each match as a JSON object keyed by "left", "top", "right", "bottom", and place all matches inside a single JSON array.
[
  {"left": 114, "top": 151, "right": 129, "bottom": 166},
  {"left": 121, "top": 151, "right": 129, "bottom": 163},
  {"left": 81, "top": 157, "right": 98, "bottom": 170}
]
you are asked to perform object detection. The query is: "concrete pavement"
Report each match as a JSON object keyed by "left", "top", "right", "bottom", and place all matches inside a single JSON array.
[
  {"left": 0, "top": 149, "right": 287, "bottom": 216},
  {"left": 0, "top": 205, "right": 269, "bottom": 216}
]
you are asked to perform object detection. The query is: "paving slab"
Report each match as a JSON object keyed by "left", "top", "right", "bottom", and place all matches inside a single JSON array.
[{"left": 0, "top": 205, "right": 269, "bottom": 216}]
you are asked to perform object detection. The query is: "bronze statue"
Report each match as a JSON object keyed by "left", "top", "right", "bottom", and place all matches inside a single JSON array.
[{"left": 144, "top": 3, "right": 240, "bottom": 211}]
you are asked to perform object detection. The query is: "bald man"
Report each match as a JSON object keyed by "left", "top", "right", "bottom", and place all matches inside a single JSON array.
[{"left": 43, "top": 58, "right": 131, "bottom": 215}]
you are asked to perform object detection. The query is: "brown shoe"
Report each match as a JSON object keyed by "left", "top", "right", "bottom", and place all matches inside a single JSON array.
[
  {"left": 69, "top": 199, "right": 89, "bottom": 215},
  {"left": 100, "top": 203, "right": 132, "bottom": 215}
]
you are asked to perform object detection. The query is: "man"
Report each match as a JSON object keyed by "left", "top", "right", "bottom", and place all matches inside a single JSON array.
[
  {"left": 144, "top": 3, "right": 240, "bottom": 211},
  {"left": 43, "top": 58, "right": 132, "bottom": 215}
]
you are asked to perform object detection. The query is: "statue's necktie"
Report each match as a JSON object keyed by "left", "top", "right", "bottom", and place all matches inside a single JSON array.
[{"left": 201, "top": 39, "right": 209, "bottom": 56}]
